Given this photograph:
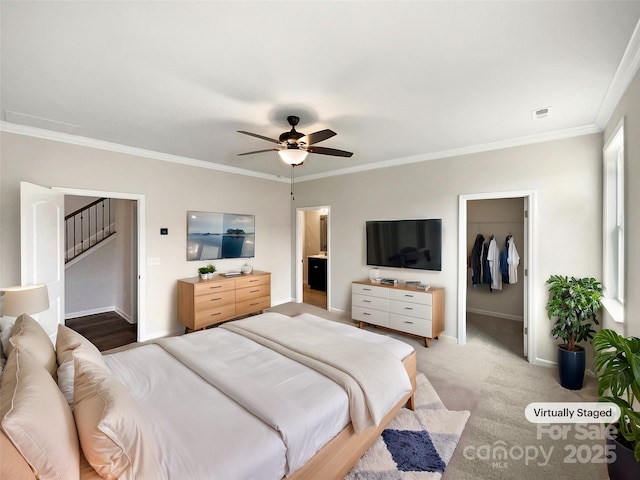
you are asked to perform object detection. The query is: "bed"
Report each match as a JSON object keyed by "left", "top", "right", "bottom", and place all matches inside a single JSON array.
[{"left": 0, "top": 311, "right": 416, "bottom": 480}]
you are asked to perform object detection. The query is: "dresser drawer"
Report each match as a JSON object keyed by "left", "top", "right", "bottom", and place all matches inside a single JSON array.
[
  {"left": 236, "top": 284, "right": 270, "bottom": 303},
  {"left": 389, "top": 299, "right": 432, "bottom": 320},
  {"left": 388, "top": 289, "right": 432, "bottom": 305},
  {"left": 194, "top": 290, "right": 235, "bottom": 309},
  {"left": 352, "top": 306, "right": 389, "bottom": 327},
  {"left": 236, "top": 274, "right": 270, "bottom": 289},
  {"left": 352, "top": 293, "right": 389, "bottom": 311},
  {"left": 194, "top": 304, "right": 236, "bottom": 329},
  {"left": 236, "top": 296, "right": 270, "bottom": 316},
  {"left": 194, "top": 281, "right": 234, "bottom": 296},
  {"left": 389, "top": 314, "right": 432, "bottom": 338},
  {"left": 352, "top": 283, "right": 389, "bottom": 299}
]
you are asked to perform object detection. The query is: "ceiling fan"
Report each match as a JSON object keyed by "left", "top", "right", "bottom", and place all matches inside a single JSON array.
[{"left": 237, "top": 115, "right": 353, "bottom": 166}]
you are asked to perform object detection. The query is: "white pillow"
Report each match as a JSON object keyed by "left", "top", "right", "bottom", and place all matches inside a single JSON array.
[
  {"left": 73, "top": 352, "right": 163, "bottom": 480},
  {"left": 0, "top": 347, "right": 79, "bottom": 480},
  {"left": 0, "top": 318, "right": 15, "bottom": 360},
  {"left": 56, "top": 325, "right": 108, "bottom": 407}
]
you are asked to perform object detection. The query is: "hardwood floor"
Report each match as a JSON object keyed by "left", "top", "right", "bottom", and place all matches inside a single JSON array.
[
  {"left": 65, "top": 311, "right": 137, "bottom": 352},
  {"left": 303, "top": 284, "right": 327, "bottom": 309}
]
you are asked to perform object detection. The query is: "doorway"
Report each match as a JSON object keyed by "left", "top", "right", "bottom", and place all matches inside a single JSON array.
[
  {"left": 63, "top": 195, "right": 138, "bottom": 348},
  {"left": 458, "top": 191, "right": 536, "bottom": 363},
  {"left": 296, "top": 206, "right": 330, "bottom": 309},
  {"left": 56, "top": 187, "right": 146, "bottom": 343}
]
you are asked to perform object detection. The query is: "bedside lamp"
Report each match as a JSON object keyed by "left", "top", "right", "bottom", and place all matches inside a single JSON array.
[{"left": 2, "top": 285, "right": 50, "bottom": 317}]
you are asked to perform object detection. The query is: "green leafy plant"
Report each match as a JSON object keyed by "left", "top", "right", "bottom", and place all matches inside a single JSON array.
[
  {"left": 198, "top": 266, "right": 209, "bottom": 275},
  {"left": 593, "top": 329, "right": 640, "bottom": 461},
  {"left": 206, "top": 264, "right": 216, "bottom": 274},
  {"left": 546, "top": 275, "right": 602, "bottom": 351}
]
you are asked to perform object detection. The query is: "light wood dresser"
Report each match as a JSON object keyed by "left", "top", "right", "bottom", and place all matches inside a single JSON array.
[
  {"left": 177, "top": 271, "right": 271, "bottom": 332},
  {"left": 352, "top": 280, "right": 444, "bottom": 347}
]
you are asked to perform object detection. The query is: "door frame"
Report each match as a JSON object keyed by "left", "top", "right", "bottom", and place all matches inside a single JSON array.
[
  {"left": 458, "top": 190, "right": 536, "bottom": 362},
  {"left": 54, "top": 186, "right": 146, "bottom": 342},
  {"left": 295, "top": 205, "right": 330, "bottom": 308}
]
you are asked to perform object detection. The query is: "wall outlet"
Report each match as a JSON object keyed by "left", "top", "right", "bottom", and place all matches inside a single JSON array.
[{"left": 147, "top": 257, "right": 161, "bottom": 266}]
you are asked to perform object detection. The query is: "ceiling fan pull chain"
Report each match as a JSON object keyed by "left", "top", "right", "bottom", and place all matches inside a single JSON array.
[{"left": 290, "top": 165, "right": 295, "bottom": 200}]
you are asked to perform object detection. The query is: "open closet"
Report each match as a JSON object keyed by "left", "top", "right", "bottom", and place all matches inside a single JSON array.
[{"left": 466, "top": 198, "right": 525, "bottom": 357}]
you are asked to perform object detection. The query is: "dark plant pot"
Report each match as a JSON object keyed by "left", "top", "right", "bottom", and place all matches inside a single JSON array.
[
  {"left": 607, "top": 429, "right": 640, "bottom": 480},
  {"left": 557, "top": 344, "right": 585, "bottom": 390}
]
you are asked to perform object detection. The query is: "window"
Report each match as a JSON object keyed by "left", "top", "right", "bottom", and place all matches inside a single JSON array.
[{"left": 602, "top": 123, "right": 624, "bottom": 322}]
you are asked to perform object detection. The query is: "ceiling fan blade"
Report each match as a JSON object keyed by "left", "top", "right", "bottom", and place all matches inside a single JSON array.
[
  {"left": 237, "top": 130, "right": 281, "bottom": 144},
  {"left": 307, "top": 146, "right": 353, "bottom": 157},
  {"left": 301, "top": 129, "right": 336, "bottom": 145},
  {"left": 237, "top": 148, "right": 280, "bottom": 156}
]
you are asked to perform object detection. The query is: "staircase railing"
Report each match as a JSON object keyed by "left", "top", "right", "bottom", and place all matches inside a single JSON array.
[{"left": 65, "top": 198, "right": 116, "bottom": 263}]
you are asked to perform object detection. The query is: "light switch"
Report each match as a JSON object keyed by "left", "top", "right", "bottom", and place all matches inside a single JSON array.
[{"left": 147, "top": 257, "right": 161, "bottom": 266}]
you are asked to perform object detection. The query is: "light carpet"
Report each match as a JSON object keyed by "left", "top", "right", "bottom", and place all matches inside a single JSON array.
[{"left": 346, "top": 373, "right": 470, "bottom": 479}]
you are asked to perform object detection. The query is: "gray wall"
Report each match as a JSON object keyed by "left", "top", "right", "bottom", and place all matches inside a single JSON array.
[
  {"left": 292, "top": 133, "right": 603, "bottom": 365},
  {"left": 0, "top": 132, "right": 292, "bottom": 340},
  {"left": 604, "top": 67, "right": 640, "bottom": 338}
]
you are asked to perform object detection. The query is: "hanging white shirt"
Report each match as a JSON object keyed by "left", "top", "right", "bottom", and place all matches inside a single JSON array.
[
  {"left": 508, "top": 238, "right": 520, "bottom": 284},
  {"left": 486, "top": 237, "right": 502, "bottom": 291}
]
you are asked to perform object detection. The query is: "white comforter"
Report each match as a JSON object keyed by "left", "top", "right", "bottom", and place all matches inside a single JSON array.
[{"left": 103, "top": 313, "right": 414, "bottom": 479}]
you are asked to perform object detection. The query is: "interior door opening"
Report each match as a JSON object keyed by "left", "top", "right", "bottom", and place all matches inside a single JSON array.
[
  {"left": 296, "top": 206, "right": 330, "bottom": 310},
  {"left": 458, "top": 191, "right": 535, "bottom": 364},
  {"left": 63, "top": 195, "right": 138, "bottom": 350}
]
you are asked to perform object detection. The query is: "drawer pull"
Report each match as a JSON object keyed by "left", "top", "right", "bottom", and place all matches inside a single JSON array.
[
  {"left": 211, "top": 312, "right": 221, "bottom": 317},
  {"left": 363, "top": 288, "right": 372, "bottom": 291},
  {"left": 404, "top": 321, "right": 414, "bottom": 325},
  {"left": 363, "top": 300, "right": 371, "bottom": 303},
  {"left": 249, "top": 279, "right": 259, "bottom": 283},
  {"left": 404, "top": 294, "right": 414, "bottom": 298},
  {"left": 211, "top": 297, "right": 222, "bottom": 301},
  {"left": 250, "top": 289, "right": 260, "bottom": 293},
  {"left": 363, "top": 312, "right": 371, "bottom": 316},
  {"left": 404, "top": 307, "right": 414, "bottom": 310},
  {"left": 210, "top": 285, "right": 222, "bottom": 289},
  {"left": 250, "top": 302, "right": 259, "bottom": 306}
]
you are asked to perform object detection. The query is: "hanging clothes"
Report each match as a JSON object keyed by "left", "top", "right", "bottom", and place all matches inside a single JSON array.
[
  {"left": 468, "top": 234, "right": 485, "bottom": 285},
  {"left": 486, "top": 236, "right": 503, "bottom": 291},
  {"left": 482, "top": 242, "right": 492, "bottom": 289},
  {"left": 508, "top": 237, "right": 520, "bottom": 284},
  {"left": 500, "top": 235, "right": 511, "bottom": 284}
]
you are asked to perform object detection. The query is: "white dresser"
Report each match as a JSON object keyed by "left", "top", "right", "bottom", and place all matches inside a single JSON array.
[{"left": 352, "top": 280, "right": 444, "bottom": 347}]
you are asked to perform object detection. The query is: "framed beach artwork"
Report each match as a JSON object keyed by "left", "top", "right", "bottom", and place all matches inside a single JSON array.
[{"left": 187, "top": 211, "right": 255, "bottom": 261}]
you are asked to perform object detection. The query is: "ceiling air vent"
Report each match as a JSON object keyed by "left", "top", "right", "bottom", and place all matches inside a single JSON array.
[{"left": 531, "top": 106, "right": 552, "bottom": 120}]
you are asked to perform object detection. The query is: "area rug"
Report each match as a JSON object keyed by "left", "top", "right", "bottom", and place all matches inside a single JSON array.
[{"left": 345, "top": 373, "right": 470, "bottom": 479}]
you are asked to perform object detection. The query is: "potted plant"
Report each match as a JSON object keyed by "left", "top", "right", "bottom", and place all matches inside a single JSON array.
[
  {"left": 198, "top": 266, "right": 209, "bottom": 280},
  {"left": 546, "top": 275, "right": 602, "bottom": 390},
  {"left": 198, "top": 264, "right": 216, "bottom": 280},
  {"left": 206, "top": 264, "right": 216, "bottom": 279},
  {"left": 593, "top": 329, "right": 640, "bottom": 479}
]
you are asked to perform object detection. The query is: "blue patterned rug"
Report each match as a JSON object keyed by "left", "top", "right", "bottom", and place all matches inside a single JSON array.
[{"left": 345, "top": 373, "right": 470, "bottom": 479}]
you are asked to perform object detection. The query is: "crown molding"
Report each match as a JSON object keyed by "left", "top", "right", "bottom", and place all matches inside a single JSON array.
[
  {"left": 0, "top": 121, "right": 282, "bottom": 182},
  {"left": 595, "top": 18, "right": 640, "bottom": 129},
  {"left": 295, "top": 123, "right": 601, "bottom": 182}
]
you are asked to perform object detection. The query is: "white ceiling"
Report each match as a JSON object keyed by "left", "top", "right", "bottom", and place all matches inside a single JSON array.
[{"left": 2, "top": 1, "right": 640, "bottom": 181}]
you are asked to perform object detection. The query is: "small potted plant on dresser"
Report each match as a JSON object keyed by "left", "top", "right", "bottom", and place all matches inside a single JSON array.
[
  {"left": 593, "top": 329, "right": 640, "bottom": 480},
  {"left": 546, "top": 275, "right": 602, "bottom": 390},
  {"left": 198, "top": 264, "right": 216, "bottom": 280}
]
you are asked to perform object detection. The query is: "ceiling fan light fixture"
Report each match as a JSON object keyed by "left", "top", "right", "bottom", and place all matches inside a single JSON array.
[{"left": 278, "top": 148, "right": 308, "bottom": 165}]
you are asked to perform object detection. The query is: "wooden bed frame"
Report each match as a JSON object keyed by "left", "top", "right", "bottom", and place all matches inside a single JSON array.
[{"left": 288, "top": 350, "right": 417, "bottom": 479}]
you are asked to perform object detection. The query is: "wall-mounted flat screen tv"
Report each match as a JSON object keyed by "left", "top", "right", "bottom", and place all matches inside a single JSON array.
[
  {"left": 187, "top": 211, "right": 255, "bottom": 261},
  {"left": 366, "top": 219, "right": 442, "bottom": 271}
]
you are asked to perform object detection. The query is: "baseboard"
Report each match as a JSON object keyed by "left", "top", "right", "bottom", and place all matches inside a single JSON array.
[
  {"left": 466, "top": 307, "right": 523, "bottom": 322},
  {"left": 65, "top": 306, "right": 116, "bottom": 320},
  {"left": 114, "top": 306, "right": 135, "bottom": 324}
]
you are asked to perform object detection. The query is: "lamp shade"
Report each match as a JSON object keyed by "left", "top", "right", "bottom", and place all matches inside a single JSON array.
[
  {"left": 2, "top": 285, "right": 50, "bottom": 317},
  {"left": 278, "top": 148, "right": 308, "bottom": 165}
]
